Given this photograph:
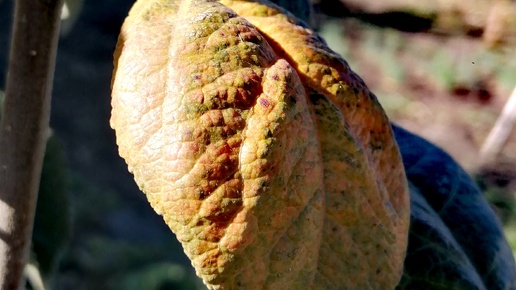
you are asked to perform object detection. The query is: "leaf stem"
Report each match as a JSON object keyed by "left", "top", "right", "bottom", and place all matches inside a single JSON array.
[{"left": 0, "top": 0, "right": 63, "bottom": 289}]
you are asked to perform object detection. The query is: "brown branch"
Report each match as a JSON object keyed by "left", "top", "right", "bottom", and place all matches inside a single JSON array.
[{"left": 0, "top": 0, "right": 64, "bottom": 289}]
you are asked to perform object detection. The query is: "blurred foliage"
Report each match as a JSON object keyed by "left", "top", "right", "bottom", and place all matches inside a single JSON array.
[
  {"left": 118, "top": 262, "right": 204, "bottom": 290},
  {"left": 322, "top": 0, "right": 516, "bottom": 47},
  {"left": 319, "top": 18, "right": 516, "bottom": 94},
  {"left": 53, "top": 175, "right": 204, "bottom": 290},
  {"left": 475, "top": 163, "right": 516, "bottom": 226},
  {"left": 32, "top": 134, "right": 71, "bottom": 281},
  {"left": 61, "top": 0, "right": 84, "bottom": 35}
]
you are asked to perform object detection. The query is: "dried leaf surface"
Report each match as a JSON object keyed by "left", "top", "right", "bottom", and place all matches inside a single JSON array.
[{"left": 111, "top": 0, "right": 410, "bottom": 289}]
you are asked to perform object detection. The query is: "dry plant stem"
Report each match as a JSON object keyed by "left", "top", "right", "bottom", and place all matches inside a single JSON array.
[
  {"left": 480, "top": 84, "right": 516, "bottom": 163},
  {"left": 0, "top": 0, "right": 63, "bottom": 289}
]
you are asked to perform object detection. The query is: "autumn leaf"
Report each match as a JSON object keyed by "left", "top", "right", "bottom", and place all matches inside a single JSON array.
[{"left": 110, "top": 0, "right": 410, "bottom": 289}]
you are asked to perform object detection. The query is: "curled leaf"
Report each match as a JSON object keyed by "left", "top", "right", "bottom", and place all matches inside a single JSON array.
[{"left": 111, "top": 0, "right": 409, "bottom": 289}]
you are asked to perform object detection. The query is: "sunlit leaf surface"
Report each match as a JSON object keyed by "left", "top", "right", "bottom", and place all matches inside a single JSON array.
[{"left": 111, "top": 0, "right": 409, "bottom": 288}]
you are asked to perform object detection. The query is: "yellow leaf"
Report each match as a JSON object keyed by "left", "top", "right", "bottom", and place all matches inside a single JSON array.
[{"left": 111, "top": 0, "right": 410, "bottom": 289}]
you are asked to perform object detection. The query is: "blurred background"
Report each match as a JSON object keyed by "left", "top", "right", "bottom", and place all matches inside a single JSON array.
[{"left": 0, "top": 0, "right": 515, "bottom": 289}]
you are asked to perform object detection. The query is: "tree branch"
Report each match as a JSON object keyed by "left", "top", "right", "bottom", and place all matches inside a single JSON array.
[{"left": 0, "top": 0, "right": 63, "bottom": 289}]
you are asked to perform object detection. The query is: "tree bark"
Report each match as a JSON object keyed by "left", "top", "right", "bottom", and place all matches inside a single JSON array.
[{"left": 0, "top": 0, "right": 63, "bottom": 289}]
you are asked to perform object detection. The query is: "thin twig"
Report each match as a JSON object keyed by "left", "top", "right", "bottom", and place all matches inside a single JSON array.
[
  {"left": 0, "top": 0, "right": 63, "bottom": 289},
  {"left": 480, "top": 84, "right": 516, "bottom": 163}
]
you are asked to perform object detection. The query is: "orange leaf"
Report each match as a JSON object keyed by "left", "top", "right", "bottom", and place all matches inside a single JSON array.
[{"left": 111, "top": 0, "right": 410, "bottom": 289}]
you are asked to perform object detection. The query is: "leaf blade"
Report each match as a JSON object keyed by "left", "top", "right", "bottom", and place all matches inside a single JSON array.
[{"left": 111, "top": 1, "right": 410, "bottom": 289}]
